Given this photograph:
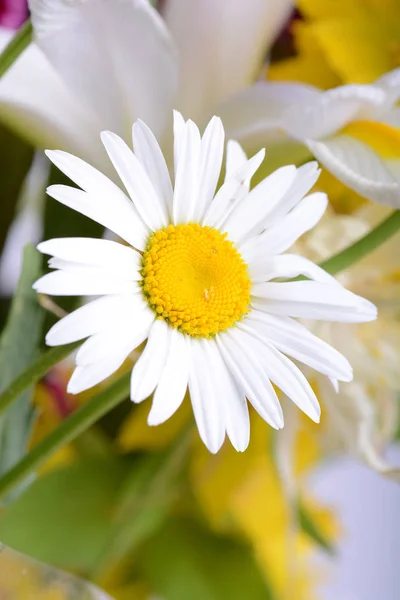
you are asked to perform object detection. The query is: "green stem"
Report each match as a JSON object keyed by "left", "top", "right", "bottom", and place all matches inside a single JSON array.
[
  {"left": 0, "top": 20, "right": 32, "bottom": 78},
  {"left": 0, "top": 342, "right": 80, "bottom": 418},
  {"left": 319, "top": 210, "right": 400, "bottom": 275},
  {"left": 0, "top": 372, "right": 130, "bottom": 501}
]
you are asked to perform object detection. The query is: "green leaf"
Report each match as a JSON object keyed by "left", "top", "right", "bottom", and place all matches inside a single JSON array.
[
  {"left": 0, "top": 21, "right": 32, "bottom": 79},
  {"left": 0, "top": 342, "right": 80, "bottom": 419},
  {"left": 92, "top": 428, "right": 193, "bottom": 577},
  {"left": 0, "top": 372, "right": 131, "bottom": 501},
  {"left": 320, "top": 209, "right": 400, "bottom": 275},
  {"left": 0, "top": 245, "right": 44, "bottom": 487},
  {"left": 298, "top": 501, "right": 335, "bottom": 556},
  {"left": 138, "top": 516, "right": 275, "bottom": 600},
  {"left": 0, "top": 125, "right": 33, "bottom": 261},
  {"left": 0, "top": 457, "right": 131, "bottom": 572}
]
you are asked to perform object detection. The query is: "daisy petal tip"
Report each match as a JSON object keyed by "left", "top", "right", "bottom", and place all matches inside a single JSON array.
[
  {"left": 44, "top": 149, "right": 59, "bottom": 161},
  {"left": 66, "top": 380, "right": 79, "bottom": 395},
  {"left": 361, "top": 300, "right": 378, "bottom": 322},
  {"left": 44, "top": 332, "right": 59, "bottom": 347},
  {"left": 147, "top": 410, "right": 164, "bottom": 427},
  {"left": 204, "top": 438, "right": 223, "bottom": 455},
  {"left": 100, "top": 130, "right": 114, "bottom": 144},
  {"left": 232, "top": 438, "right": 250, "bottom": 453}
]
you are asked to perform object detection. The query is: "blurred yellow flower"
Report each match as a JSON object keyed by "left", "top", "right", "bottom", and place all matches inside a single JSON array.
[
  {"left": 269, "top": 19, "right": 340, "bottom": 90},
  {"left": 272, "top": 0, "right": 400, "bottom": 86},
  {"left": 119, "top": 405, "right": 337, "bottom": 599},
  {"left": 297, "top": 0, "right": 400, "bottom": 85}
]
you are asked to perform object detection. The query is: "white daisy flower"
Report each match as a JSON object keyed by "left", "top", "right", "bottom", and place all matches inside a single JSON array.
[{"left": 34, "top": 113, "right": 377, "bottom": 453}]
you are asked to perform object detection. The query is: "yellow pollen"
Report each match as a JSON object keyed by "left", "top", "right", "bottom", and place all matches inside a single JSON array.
[{"left": 141, "top": 223, "right": 251, "bottom": 337}]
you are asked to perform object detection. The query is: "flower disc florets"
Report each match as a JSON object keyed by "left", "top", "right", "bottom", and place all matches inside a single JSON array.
[{"left": 141, "top": 223, "right": 251, "bottom": 337}]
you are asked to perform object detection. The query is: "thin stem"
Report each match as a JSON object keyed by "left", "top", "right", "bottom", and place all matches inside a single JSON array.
[
  {"left": 0, "top": 21, "right": 32, "bottom": 78},
  {"left": 0, "top": 372, "right": 130, "bottom": 501},
  {"left": 319, "top": 210, "right": 400, "bottom": 275},
  {"left": 0, "top": 343, "right": 80, "bottom": 419}
]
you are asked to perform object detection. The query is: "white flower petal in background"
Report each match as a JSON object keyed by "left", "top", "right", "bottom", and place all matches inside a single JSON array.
[
  {"left": 295, "top": 205, "right": 400, "bottom": 478},
  {"left": 35, "top": 112, "right": 377, "bottom": 453},
  {"left": 29, "top": 0, "right": 178, "bottom": 152},
  {"left": 163, "top": 0, "right": 293, "bottom": 121},
  {"left": 0, "top": 153, "right": 48, "bottom": 295},
  {"left": 278, "top": 75, "right": 400, "bottom": 208}
]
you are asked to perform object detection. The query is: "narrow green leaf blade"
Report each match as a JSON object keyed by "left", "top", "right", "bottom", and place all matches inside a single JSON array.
[
  {"left": 0, "top": 245, "right": 44, "bottom": 482},
  {"left": 0, "top": 371, "right": 131, "bottom": 501},
  {"left": 0, "top": 342, "right": 80, "bottom": 418},
  {"left": 0, "top": 21, "right": 32, "bottom": 79}
]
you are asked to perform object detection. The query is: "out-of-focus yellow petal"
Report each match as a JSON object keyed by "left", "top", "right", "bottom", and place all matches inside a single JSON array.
[
  {"left": 298, "top": 0, "right": 400, "bottom": 20},
  {"left": 314, "top": 168, "right": 367, "bottom": 215},
  {"left": 118, "top": 397, "right": 191, "bottom": 452},
  {"left": 269, "top": 22, "right": 340, "bottom": 89},
  {"left": 342, "top": 120, "right": 400, "bottom": 159},
  {"left": 190, "top": 410, "right": 336, "bottom": 597},
  {"left": 190, "top": 411, "right": 272, "bottom": 529},
  {"left": 313, "top": 19, "right": 394, "bottom": 83},
  {"left": 294, "top": 415, "right": 321, "bottom": 476},
  {"left": 296, "top": 0, "right": 400, "bottom": 83},
  {"left": 31, "top": 381, "right": 77, "bottom": 473}
]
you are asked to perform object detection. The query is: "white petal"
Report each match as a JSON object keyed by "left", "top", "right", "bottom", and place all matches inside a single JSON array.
[
  {"left": 240, "top": 192, "right": 327, "bottom": 261},
  {"left": 263, "top": 161, "right": 321, "bottom": 227},
  {"left": 193, "top": 116, "right": 225, "bottom": 221},
  {"left": 76, "top": 305, "right": 153, "bottom": 366},
  {"left": 173, "top": 110, "right": 186, "bottom": 172},
  {"left": 218, "top": 81, "right": 321, "bottom": 145},
  {"left": 33, "top": 270, "right": 139, "bottom": 296},
  {"left": 164, "top": 0, "right": 293, "bottom": 120},
  {"left": 252, "top": 281, "right": 377, "bottom": 322},
  {"left": 248, "top": 254, "right": 338, "bottom": 285},
  {"left": 47, "top": 257, "right": 141, "bottom": 282},
  {"left": 216, "top": 332, "right": 284, "bottom": 429},
  {"left": 132, "top": 119, "right": 174, "bottom": 218},
  {"left": 307, "top": 136, "right": 400, "bottom": 208},
  {"left": 222, "top": 165, "right": 297, "bottom": 243},
  {"left": 188, "top": 338, "right": 226, "bottom": 453},
  {"left": 0, "top": 33, "right": 104, "bottom": 165},
  {"left": 148, "top": 329, "right": 191, "bottom": 426},
  {"left": 237, "top": 324, "right": 320, "bottom": 422},
  {"left": 38, "top": 237, "right": 141, "bottom": 273},
  {"left": 203, "top": 339, "right": 250, "bottom": 452},
  {"left": 101, "top": 131, "right": 168, "bottom": 230},
  {"left": 225, "top": 140, "right": 248, "bottom": 179},
  {"left": 67, "top": 352, "right": 129, "bottom": 394},
  {"left": 46, "top": 151, "right": 148, "bottom": 249},
  {"left": 130, "top": 319, "right": 171, "bottom": 403},
  {"left": 376, "top": 68, "right": 400, "bottom": 105},
  {"left": 245, "top": 311, "right": 353, "bottom": 382},
  {"left": 30, "top": 0, "right": 178, "bottom": 139},
  {"left": 283, "top": 84, "right": 387, "bottom": 140},
  {"left": 45, "top": 294, "right": 138, "bottom": 346},
  {"left": 172, "top": 119, "right": 201, "bottom": 224},
  {"left": 203, "top": 148, "right": 265, "bottom": 228}
]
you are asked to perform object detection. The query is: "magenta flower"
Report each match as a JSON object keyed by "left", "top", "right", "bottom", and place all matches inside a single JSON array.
[{"left": 0, "top": 0, "right": 28, "bottom": 29}]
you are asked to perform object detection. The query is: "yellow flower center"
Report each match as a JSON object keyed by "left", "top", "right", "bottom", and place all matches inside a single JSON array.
[{"left": 141, "top": 223, "right": 251, "bottom": 337}]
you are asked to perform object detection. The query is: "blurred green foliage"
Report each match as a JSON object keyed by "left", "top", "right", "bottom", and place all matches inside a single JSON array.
[{"left": 0, "top": 245, "right": 43, "bottom": 497}]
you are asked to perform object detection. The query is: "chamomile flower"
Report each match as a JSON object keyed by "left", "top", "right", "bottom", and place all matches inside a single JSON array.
[{"left": 34, "top": 112, "right": 377, "bottom": 453}]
